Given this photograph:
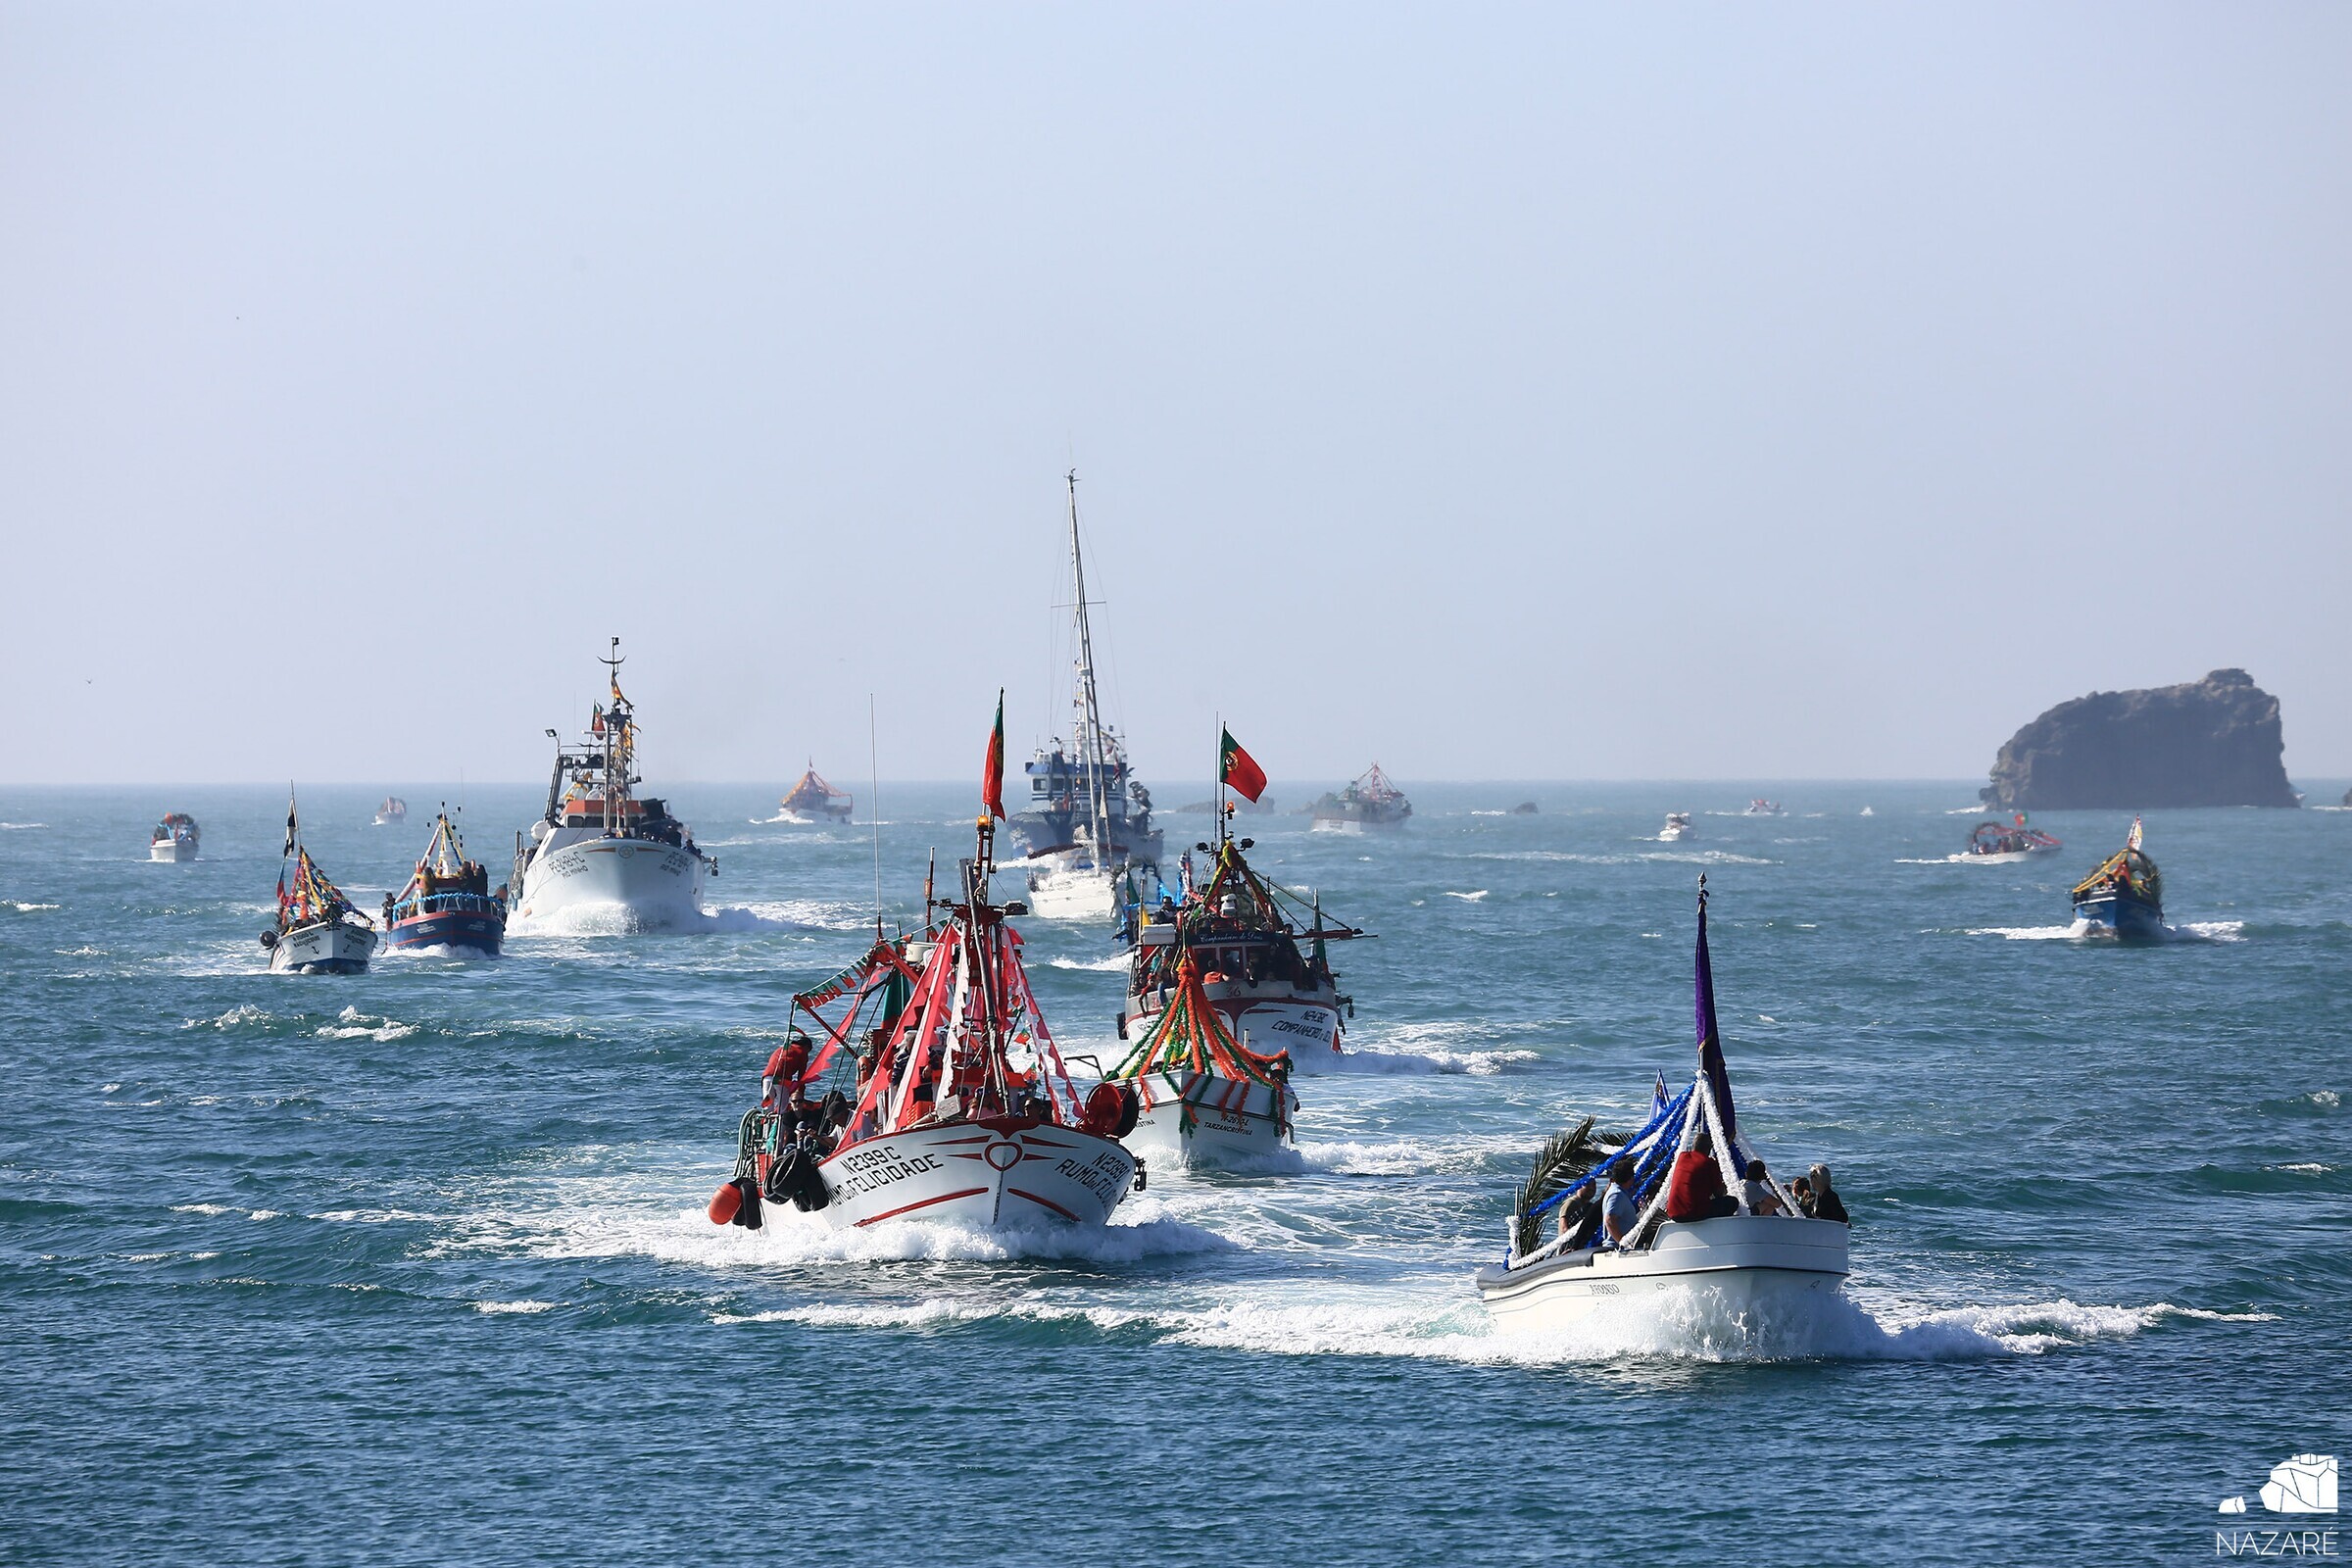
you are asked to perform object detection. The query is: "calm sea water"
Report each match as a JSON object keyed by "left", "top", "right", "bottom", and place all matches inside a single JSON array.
[{"left": 3, "top": 782, "right": 2346, "bottom": 1566}]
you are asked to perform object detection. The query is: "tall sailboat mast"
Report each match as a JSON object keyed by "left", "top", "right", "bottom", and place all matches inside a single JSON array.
[{"left": 1065, "top": 470, "right": 1114, "bottom": 865}]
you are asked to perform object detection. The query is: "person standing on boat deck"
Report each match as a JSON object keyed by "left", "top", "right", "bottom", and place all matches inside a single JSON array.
[
  {"left": 1740, "top": 1158, "right": 1786, "bottom": 1216},
  {"left": 1597, "top": 1156, "right": 1642, "bottom": 1248},
  {"left": 1666, "top": 1129, "right": 1739, "bottom": 1221},
  {"left": 1806, "top": 1163, "right": 1849, "bottom": 1224}
]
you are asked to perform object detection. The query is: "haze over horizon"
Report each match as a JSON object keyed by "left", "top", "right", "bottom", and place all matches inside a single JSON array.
[{"left": 7, "top": 5, "right": 2348, "bottom": 787}]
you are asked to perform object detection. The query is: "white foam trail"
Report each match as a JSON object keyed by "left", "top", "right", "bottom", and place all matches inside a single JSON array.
[
  {"left": 183, "top": 1004, "right": 272, "bottom": 1030},
  {"left": 1294, "top": 1133, "right": 1529, "bottom": 1176},
  {"left": 2168, "top": 920, "right": 2245, "bottom": 943},
  {"left": 442, "top": 1170, "right": 1233, "bottom": 1272},
  {"left": 1048, "top": 954, "right": 1130, "bottom": 972},
  {"left": 0, "top": 821, "right": 46, "bottom": 829},
  {"left": 474, "top": 1299, "right": 559, "bottom": 1314},
  {"left": 509, "top": 898, "right": 861, "bottom": 938},
  {"left": 1444, "top": 890, "right": 1490, "bottom": 902},
  {"left": 702, "top": 1284, "right": 2242, "bottom": 1367},
  {"left": 316, "top": 1005, "right": 417, "bottom": 1043},
  {"left": 4, "top": 901, "right": 61, "bottom": 911},
  {"left": 1964, "top": 923, "right": 2089, "bottom": 942}
]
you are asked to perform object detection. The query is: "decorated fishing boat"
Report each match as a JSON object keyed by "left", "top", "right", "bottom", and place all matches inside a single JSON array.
[
  {"left": 1120, "top": 777, "right": 1364, "bottom": 1067},
  {"left": 511, "top": 639, "right": 715, "bottom": 929},
  {"left": 1476, "top": 878, "right": 1849, "bottom": 1334},
  {"left": 1743, "top": 798, "right": 1787, "bottom": 817},
  {"left": 373, "top": 797, "right": 408, "bottom": 827},
  {"left": 149, "top": 812, "right": 200, "bottom": 862},
  {"left": 1310, "top": 764, "right": 1411, "bottom": 832},
  {"left": 710, "top": 736, "right": 1141, "bottom": 1234},
  {"left": 383, "top": 808, "right": 506, "bottom": 956},
  {"left": 1105, "top": 952, "right": 1298, "bottom": 1168},
  {"left": 1658, "top": 811, "right": 1694, "bottom": 843},
  {"left": 262, "top": 793, "right": 376, "bottom": 974},
  {"left": 778, "top": 764, "right": 853, "bottom": 824},
  {"left": 1965, "top": 813, "right": 2062, "bottom": 862},
  {"left": 1004, "top": 472, "right": 1161, "bottom": 872},
  {"left": 2071, "top": 816, "right": 2165, "bottom": 940}
]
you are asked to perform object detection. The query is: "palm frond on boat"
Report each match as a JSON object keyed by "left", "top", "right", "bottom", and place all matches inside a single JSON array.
[{"left": 1511, "top": 1116, "right": 1637, "bottom": 1257}]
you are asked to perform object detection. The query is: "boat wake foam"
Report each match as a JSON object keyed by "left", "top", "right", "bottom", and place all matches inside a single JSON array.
[
  {"left": 509, "top": 899, "right": 863, "bottom": 938},
  {"left": 1964, "top": 918, "right": 2248, "bottom": 944},
  {"left": 1121, "top": 1291, "right": 2276, "bottom": 1366},
  {"left": 1047, "top": 954, "right": 1130, "bottom": 972},
  {"left": 700, "top": 1287, "right": 2261, "bottom": 1366},
  {"left": 1322, "top": 1043, "right": 1539, "bottom": 1076},
  {"left": 315, "top": 1006, "right": 418, "bottom": 1043}
]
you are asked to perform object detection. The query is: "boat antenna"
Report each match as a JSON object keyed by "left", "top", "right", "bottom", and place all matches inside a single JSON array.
[{"left": 868, "top": 692, "right": 883, "bottom": 936}]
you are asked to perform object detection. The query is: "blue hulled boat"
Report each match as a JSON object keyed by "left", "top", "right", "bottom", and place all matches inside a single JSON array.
[
  {"left": 2071, "top": 816, "right": 2165, "bottom": 941},
  {"left": 385, "top": 808, "right": 506, "bottom": 956}
]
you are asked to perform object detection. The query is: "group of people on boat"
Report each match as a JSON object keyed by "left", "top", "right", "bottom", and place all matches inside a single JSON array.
[{"left": 1583, "top": 1129, "right": 1847, "bottom": 1251}]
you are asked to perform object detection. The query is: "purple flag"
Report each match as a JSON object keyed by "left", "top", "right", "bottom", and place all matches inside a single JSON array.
[{"left": 1695, "top": 878, "right": 1738, "bottom": 1142}]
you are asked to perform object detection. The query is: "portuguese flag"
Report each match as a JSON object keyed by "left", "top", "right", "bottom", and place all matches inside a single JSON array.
[
  {"left": 983, "top": 689, "right": 1006, "bottom": 819},
  {"left": 1220, "top": 726, "right": 1267, "bottom": 803}
]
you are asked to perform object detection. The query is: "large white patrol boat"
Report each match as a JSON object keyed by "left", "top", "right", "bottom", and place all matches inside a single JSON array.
[{"left": 511, "top": 640, "right": 715, "bottom": 930}]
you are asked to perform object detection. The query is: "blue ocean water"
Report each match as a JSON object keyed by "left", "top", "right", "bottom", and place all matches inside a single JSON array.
[{"left": 2, "top": 782, "right": 2346, "bottom": 1566}]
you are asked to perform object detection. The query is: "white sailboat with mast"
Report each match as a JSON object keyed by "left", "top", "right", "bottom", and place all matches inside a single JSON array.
[{"left": 1026, "top": 471, "right": 1148, "bottom": 921}]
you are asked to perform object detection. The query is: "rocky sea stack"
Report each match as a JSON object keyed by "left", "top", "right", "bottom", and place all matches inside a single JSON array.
[{"left": 1982, "top": 669, "right": 2296, "bottom": 810}]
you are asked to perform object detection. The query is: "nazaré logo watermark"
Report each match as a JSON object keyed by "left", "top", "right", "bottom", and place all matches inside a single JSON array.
[{"left": 2218, "top": 1454, "right": 2338, "bottom": 1559}]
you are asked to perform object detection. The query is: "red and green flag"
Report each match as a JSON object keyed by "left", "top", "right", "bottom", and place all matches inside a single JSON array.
[
  {"left": 983, "top": 689, "right": 1006, "bottom": 819},
  {"left": 1220, "top": 726, "right": 1267, "bottom": 803}
]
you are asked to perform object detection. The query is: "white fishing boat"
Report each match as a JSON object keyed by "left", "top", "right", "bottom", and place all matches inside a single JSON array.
[
  {"left": 1743, "top": 798, "right": 1787, "bottom": 817},
  {"left": 1017, "top": 471, "right": 1145, "bottom": 923},
  {"left": 262, "top": 792, "right": 376, "bottom": 974},
  {"left": 373, "top": 796, "right": 408, "bottom": 827},
  {"left": 511, "top": 640, "right": 714, "bottom": 929},
  {"left": 710, "top": 758, "right": 1141, "bottom": 1236},
  {"left": 1658, "top": 811, "right": 1694, "bottom": 843},
  {"left": 149, "top": 812, "right": 200, "bottom": 862},
  {"left": 1476, "top": 878, "right": 1849, "bottom": 1335},
  {"left": 1106, "top": 952, "right": 1298, "bottom": 1169},
  {"left": 1118, "top": 822, "right": 1364, "bottom": 1069}
]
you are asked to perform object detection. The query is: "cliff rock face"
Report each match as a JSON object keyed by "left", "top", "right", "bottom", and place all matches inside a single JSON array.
[{"left": 1982, "top": 669, "right": 2296, "bottom": 809}]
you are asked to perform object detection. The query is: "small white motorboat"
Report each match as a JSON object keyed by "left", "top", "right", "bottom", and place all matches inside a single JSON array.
[
  {"left": 373, "top": 796, "right": 408, "bottom": 827},
  {"left": 1477, "top": 877, "right": 1849, "bottom": 1336},
  {"left": 1658, "top": 811, "right": 1695, "bottom": 843},
  {"left": 1743, "top": 798, "right": 1787, "bottom": 816},
  {"left": 149, "top": 812, "right": 200, "bottom": 862}
]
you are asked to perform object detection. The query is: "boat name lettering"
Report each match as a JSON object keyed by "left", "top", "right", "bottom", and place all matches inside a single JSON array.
[
  {"left": 1055, "top": 1151, "right": 1128, "bottom": 1205},
  {"left": 831, "top": 1146, "right": 946, "bottom": 1200}
]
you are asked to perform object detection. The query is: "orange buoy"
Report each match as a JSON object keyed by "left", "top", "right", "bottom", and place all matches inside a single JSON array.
[{"left": 708, "top": 1181, "right": 742, "bottom": 1226}]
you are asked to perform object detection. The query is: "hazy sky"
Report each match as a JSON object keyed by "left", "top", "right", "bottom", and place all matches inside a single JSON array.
[{"left": 6, "top": 4, "right": 2347, "bottom": 786}]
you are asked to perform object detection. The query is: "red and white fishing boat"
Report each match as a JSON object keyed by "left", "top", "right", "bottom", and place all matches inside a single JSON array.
[{"left": 711, "top": 729, "right": 1142, "bottom": 1235}]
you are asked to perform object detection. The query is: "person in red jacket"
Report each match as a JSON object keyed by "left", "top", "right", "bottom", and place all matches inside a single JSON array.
[{"left": 1665, "top": 1128, "right": 1740, "bottom": 1222}]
